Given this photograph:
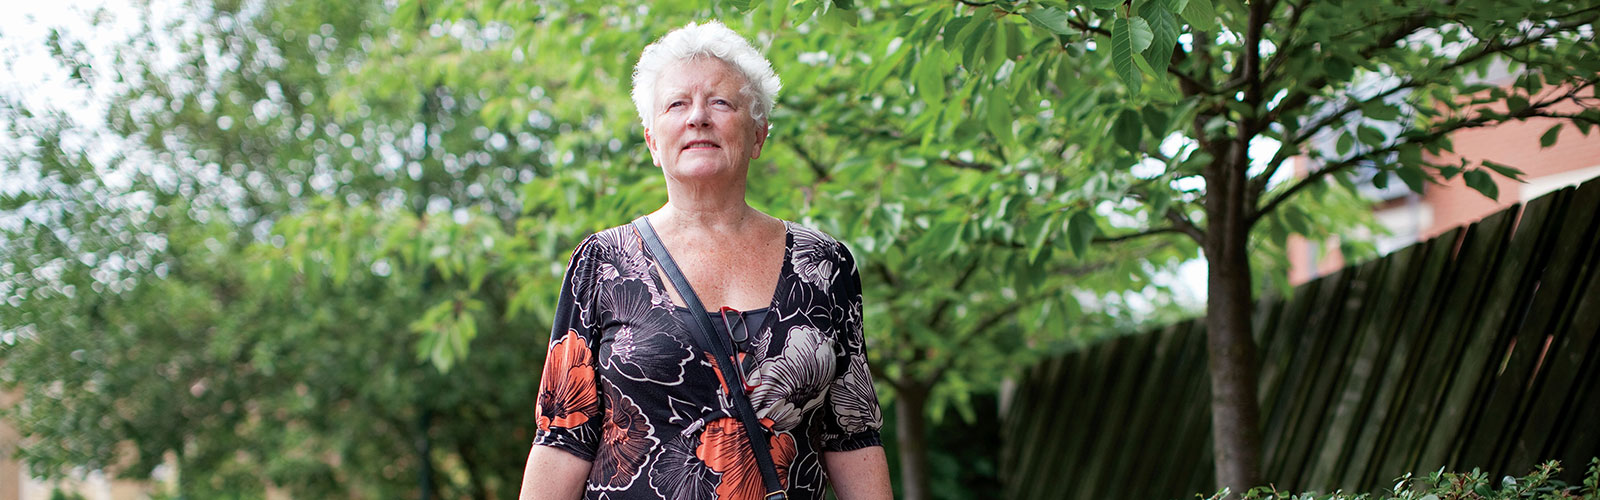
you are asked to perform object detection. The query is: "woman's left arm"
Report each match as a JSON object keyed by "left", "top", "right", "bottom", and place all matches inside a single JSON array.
[{"left": 823, "top": 447, "right": 894, "bottom": 500}]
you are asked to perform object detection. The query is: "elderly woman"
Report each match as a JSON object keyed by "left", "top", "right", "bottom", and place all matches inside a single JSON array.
[{"left": 518, "top": 21, "right": 892, "bottom": 500}]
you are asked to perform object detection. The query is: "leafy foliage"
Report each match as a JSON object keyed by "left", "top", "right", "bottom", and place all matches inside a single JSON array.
[{"left": 1206, "top": 459, "right": 1600, "bottom": 500}]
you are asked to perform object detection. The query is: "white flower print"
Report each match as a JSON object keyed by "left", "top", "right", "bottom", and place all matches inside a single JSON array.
[
  {"left": 830, "top": 354, "right": 882, "bottom": 434},
  {"left": 648, "top": 433, "right": 718, "bottom": 500},
  {"left": 751, "top": 325, "right": 836, "bottom": 431},
  {"left": 790, "top": 227, "right": 839, "bottom": 290}
]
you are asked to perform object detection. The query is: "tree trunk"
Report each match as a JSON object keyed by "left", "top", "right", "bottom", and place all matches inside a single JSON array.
[
  {"left": 1203, "top": 152, "right": 1265, "bottom": 496},
  {"left": 895, "top": 382, "right": 931, "bottom": 500}
]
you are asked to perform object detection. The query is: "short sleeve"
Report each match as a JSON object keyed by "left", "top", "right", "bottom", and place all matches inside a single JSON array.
[
  {"left": 818, "top": 243, "right": 885, "bottom": 452},
  {"left": 532, "top": 235, "right": 604, "bottom": 461}
]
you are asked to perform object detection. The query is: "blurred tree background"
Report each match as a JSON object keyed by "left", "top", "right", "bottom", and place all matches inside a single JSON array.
[{"left": 2, "top": 0, "right": 1593, "bottom": 499}]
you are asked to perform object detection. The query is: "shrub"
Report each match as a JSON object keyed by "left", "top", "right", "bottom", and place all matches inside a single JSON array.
[{"left": 1204, "top": 459, "right": 1600, "bottom": 500}]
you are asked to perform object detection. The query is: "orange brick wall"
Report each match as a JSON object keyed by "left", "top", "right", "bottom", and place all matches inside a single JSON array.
[
  {"left": 1420, "top": 97, "right": 1600, "bottom": 239},
  {"left": 1287, "top": 84, "right": 1600, "bottom": 285}
]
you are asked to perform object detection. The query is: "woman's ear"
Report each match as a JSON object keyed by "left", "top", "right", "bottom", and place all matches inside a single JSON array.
[
  {"left": 750, "top": 122, "right": 769, "bottom": 160},
  {"left": 644, "top": 127, "right": 661, "bottom": 166}
]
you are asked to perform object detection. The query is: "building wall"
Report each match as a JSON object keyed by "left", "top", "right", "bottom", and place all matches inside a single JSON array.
[
  {"left": 1418, "top": 97, "right": 1600, "bottom": 239},
  {"left": 1290, "top": 86, "right": 1600, "bottom": 285}
]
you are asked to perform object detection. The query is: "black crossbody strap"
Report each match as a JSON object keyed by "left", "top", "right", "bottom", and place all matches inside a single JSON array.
[{"left": 633, "top": 217, "right": 787, "bottom": 500}]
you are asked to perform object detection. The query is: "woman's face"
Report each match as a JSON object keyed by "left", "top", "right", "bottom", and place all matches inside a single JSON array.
[{"left": 644, "top": 57, "right": 768, "bottom": 184}]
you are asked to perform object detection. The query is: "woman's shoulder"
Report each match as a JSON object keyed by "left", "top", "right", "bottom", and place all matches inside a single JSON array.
[
  {"left": 783, "top": 219, "right": 857, "bottom": 264},
  {"left": 570, "top": 222, "right": 645, "bottom": 254}
]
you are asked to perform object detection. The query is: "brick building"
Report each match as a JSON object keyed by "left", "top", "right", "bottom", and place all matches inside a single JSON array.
[{"left": 1290, "top": 85, "right": 1600, "bottom": 285}]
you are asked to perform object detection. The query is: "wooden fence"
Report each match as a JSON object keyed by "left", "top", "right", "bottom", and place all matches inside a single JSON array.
[{"left": 1000, "top": 178, "right": 1600, "bottom": 499}]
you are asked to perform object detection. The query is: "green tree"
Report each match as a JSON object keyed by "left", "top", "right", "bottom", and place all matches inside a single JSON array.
[
  {"left": 414, "top": 0, "right": 1600, "bottom": 497},
  {"left": 760, "top": 0, "right": 1596, "bottom": 496},
  {"left": 1, "top": 1, "right": 559, "bottom": 498}
]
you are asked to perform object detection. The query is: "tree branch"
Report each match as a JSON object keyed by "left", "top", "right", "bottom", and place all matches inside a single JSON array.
[
  {"left": 1259, "top": 2, "right": 1448, "bottom": 144},
  {"left": 1165, "top": 207, "right": 1205, "bottom": 244},
  {"left": 922, "top": 239, "right": 1177, "bottom": 383},
  {"left": 1252, "top": 86, "right": 1590, "bottom": 223},
  {"left": 1260, "top": 0, "right": 1311, "bottom": 84},
  {"left": 1252, "top": 13, "right": 1599, "bottom": 199},
  {"left": 928, "top": 258, "right": 982, "bottom": 328},
  {"left": 1094, "top": 226, "right": 1178, "bottom": 243},
  {"left": 941, "top": 157, "right": 998, "bottom": 172},
  {"left": 1068, "top": 12, "right": 1112, "bottom": 39},
  {"left": 786, "top": 140, "right": 831, "bottom": 181}
]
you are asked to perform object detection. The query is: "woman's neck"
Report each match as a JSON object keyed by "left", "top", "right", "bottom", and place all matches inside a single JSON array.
[{"left": 652, "top": 193, "right": 763, "bottom": 237}]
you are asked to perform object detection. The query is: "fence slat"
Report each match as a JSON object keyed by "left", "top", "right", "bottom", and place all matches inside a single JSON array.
[
  {"left": 1546, "top": 259, "right": 1600, "bottom": 476},
  {"left": 1269, "top": 268, "right": 1361, "bottom": 486},
  {"left": 1451, "top": 189, "right": 1571, "bottom": 470},
  {"left": 1406, "top": 208, "right": 1524, "bottom": 473},
  {"left": 1299, "top": 258, "right": 1389, "bottom": 488},
  {"left": 1503, "top": 180, "right": 1600, "bottom": 473},
  {"left": 1326, "top": 242, "right": 1432, "bottom": 491},
  {"left": 1359, "top": 228, "right": 1465, "bottom": 487}
]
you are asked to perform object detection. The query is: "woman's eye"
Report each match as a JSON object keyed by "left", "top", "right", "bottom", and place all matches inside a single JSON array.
[
  {"left": 713, "top": 99, "right": 730, "bottom": 106},
  {"left": 667, "top": 101, "right": 685, "bottom": 108}
]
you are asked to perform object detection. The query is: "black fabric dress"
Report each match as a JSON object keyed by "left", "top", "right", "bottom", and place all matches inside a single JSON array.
[{"left": 533, "top": 221, "right": 883, "bottom": 500}]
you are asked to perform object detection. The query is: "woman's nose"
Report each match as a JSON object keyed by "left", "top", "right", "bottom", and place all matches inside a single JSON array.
[{"left": 685, "top": 104, "right": 710, "bottom": 127}]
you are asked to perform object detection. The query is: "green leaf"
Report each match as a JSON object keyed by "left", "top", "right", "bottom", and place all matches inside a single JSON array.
[
  {"left": 1139, "top": 3, "right": 1179, "bottom": 75},
  {"left": 1398, "top": 143, "right": 1423, "bottom": 166},
  {"left": 1112, "top": 108, "right": 1144, "bottom": 153},
  {"left": 1282, "top": 206, "right": 1311, "bottom": 234},
  {"left": 1127, "top": 17, "right": 1154, "bottom": 52},
  {"left": 1111, "top": 18, "right": 1150, "bottom": 94},
  {"left": 1396, "top": 164, "right": 1427, "bottom": 194},
  {"left": 1356, "top": 124, "right": 1385, "bottom": 147},
  {"left": 1142, "top": 106, "right": 1169, "bottom": 136},
  {"left": 1022, "top": 7, "right": 1080, "bottom": 36},
  {"left": 1323, "top": 56, "right": 1354, "bottom": 82},
  {"left": 943, "top": 16, "right": 972, "bottom": 51},
  {"left": 1481, "top": 160, "right": 1525, "bottom": 181},
  {"left": 1090, "top": 0, "right": 1124, "bottom": 9},
  {"left": 1362, "top": 101, "right": 1400, "bottom": 121},
  {"left": 1336, "top": 130, "right": 1354, "bottom": 156},
  {"left": 987, "top": 90, "right": 1015, "bottom": 142},
  {"left": 1067, "top": 210, "right": 1098, "bottom": 258},
  {"left": 1148, "top": 188, "right": 1172, "bottom": 218},
  {"left": 1540, "top": 123, "right": 1562, "bottom": 148},
  {"left": 1028, "top": 213, "right": 1057, "bottom": 263},
  {"left": 962, "top": 18, "right": 994, "bottom": 71},
  {"left": 1463, "top": 169, "right": 1499, "bottom": 200},
  {"left": 915, "top": 49, "right": 947, "bottom": 104},
  {"left": 1179, "top": 0, "right": 1218, "bottom": 31}
]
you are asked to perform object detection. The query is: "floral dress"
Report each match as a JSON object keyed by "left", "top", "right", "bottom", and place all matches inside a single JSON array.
[{"left": 533, "top": 221, "right": 884, "bottom": 500}]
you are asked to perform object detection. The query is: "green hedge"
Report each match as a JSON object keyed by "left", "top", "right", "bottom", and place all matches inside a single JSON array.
[{"left": 1207, "top": 459, "right": 1600, "bottom": 500}]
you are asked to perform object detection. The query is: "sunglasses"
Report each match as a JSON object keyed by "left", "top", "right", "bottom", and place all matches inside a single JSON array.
[{"left": 719, "top": 306, "right": 759, "bottom": 375}]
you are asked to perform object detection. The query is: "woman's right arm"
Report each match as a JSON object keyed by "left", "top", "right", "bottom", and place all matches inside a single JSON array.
[
  {"left": 524, "top": 237, "right": 603, "bottom": 499},
  {"left": 518, "top": 445, "right": 590, "bottom": 500}
]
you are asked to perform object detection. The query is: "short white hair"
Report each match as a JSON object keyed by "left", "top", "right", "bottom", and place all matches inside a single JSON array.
[{"left": 631, "top": 20, "right": 781, "bottom": 129}]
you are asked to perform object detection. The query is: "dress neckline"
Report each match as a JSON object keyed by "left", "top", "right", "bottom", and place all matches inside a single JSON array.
[{"left": 641, "top": 217, "right": 792, "bottom": 315}]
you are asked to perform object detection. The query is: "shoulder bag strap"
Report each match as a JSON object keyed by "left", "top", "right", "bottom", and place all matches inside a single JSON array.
[{"left": 632, "top": 217, "right": 787, "bottom": 500}]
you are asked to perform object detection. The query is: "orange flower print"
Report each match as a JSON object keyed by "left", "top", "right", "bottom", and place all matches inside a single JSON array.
[
  {"left": 696, "top": 418, "right": 796, "bottom": 500},
  {"left": 536, "top": 330, "right": 599, "bottom": 432}
]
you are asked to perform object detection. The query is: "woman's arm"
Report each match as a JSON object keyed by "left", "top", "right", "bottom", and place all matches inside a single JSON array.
[
  {"left": 824, "top": 446, "right": 894, "bottom": 500},
  {"left": 518, "top": 444, "right": 591, "bottom": 500}
]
